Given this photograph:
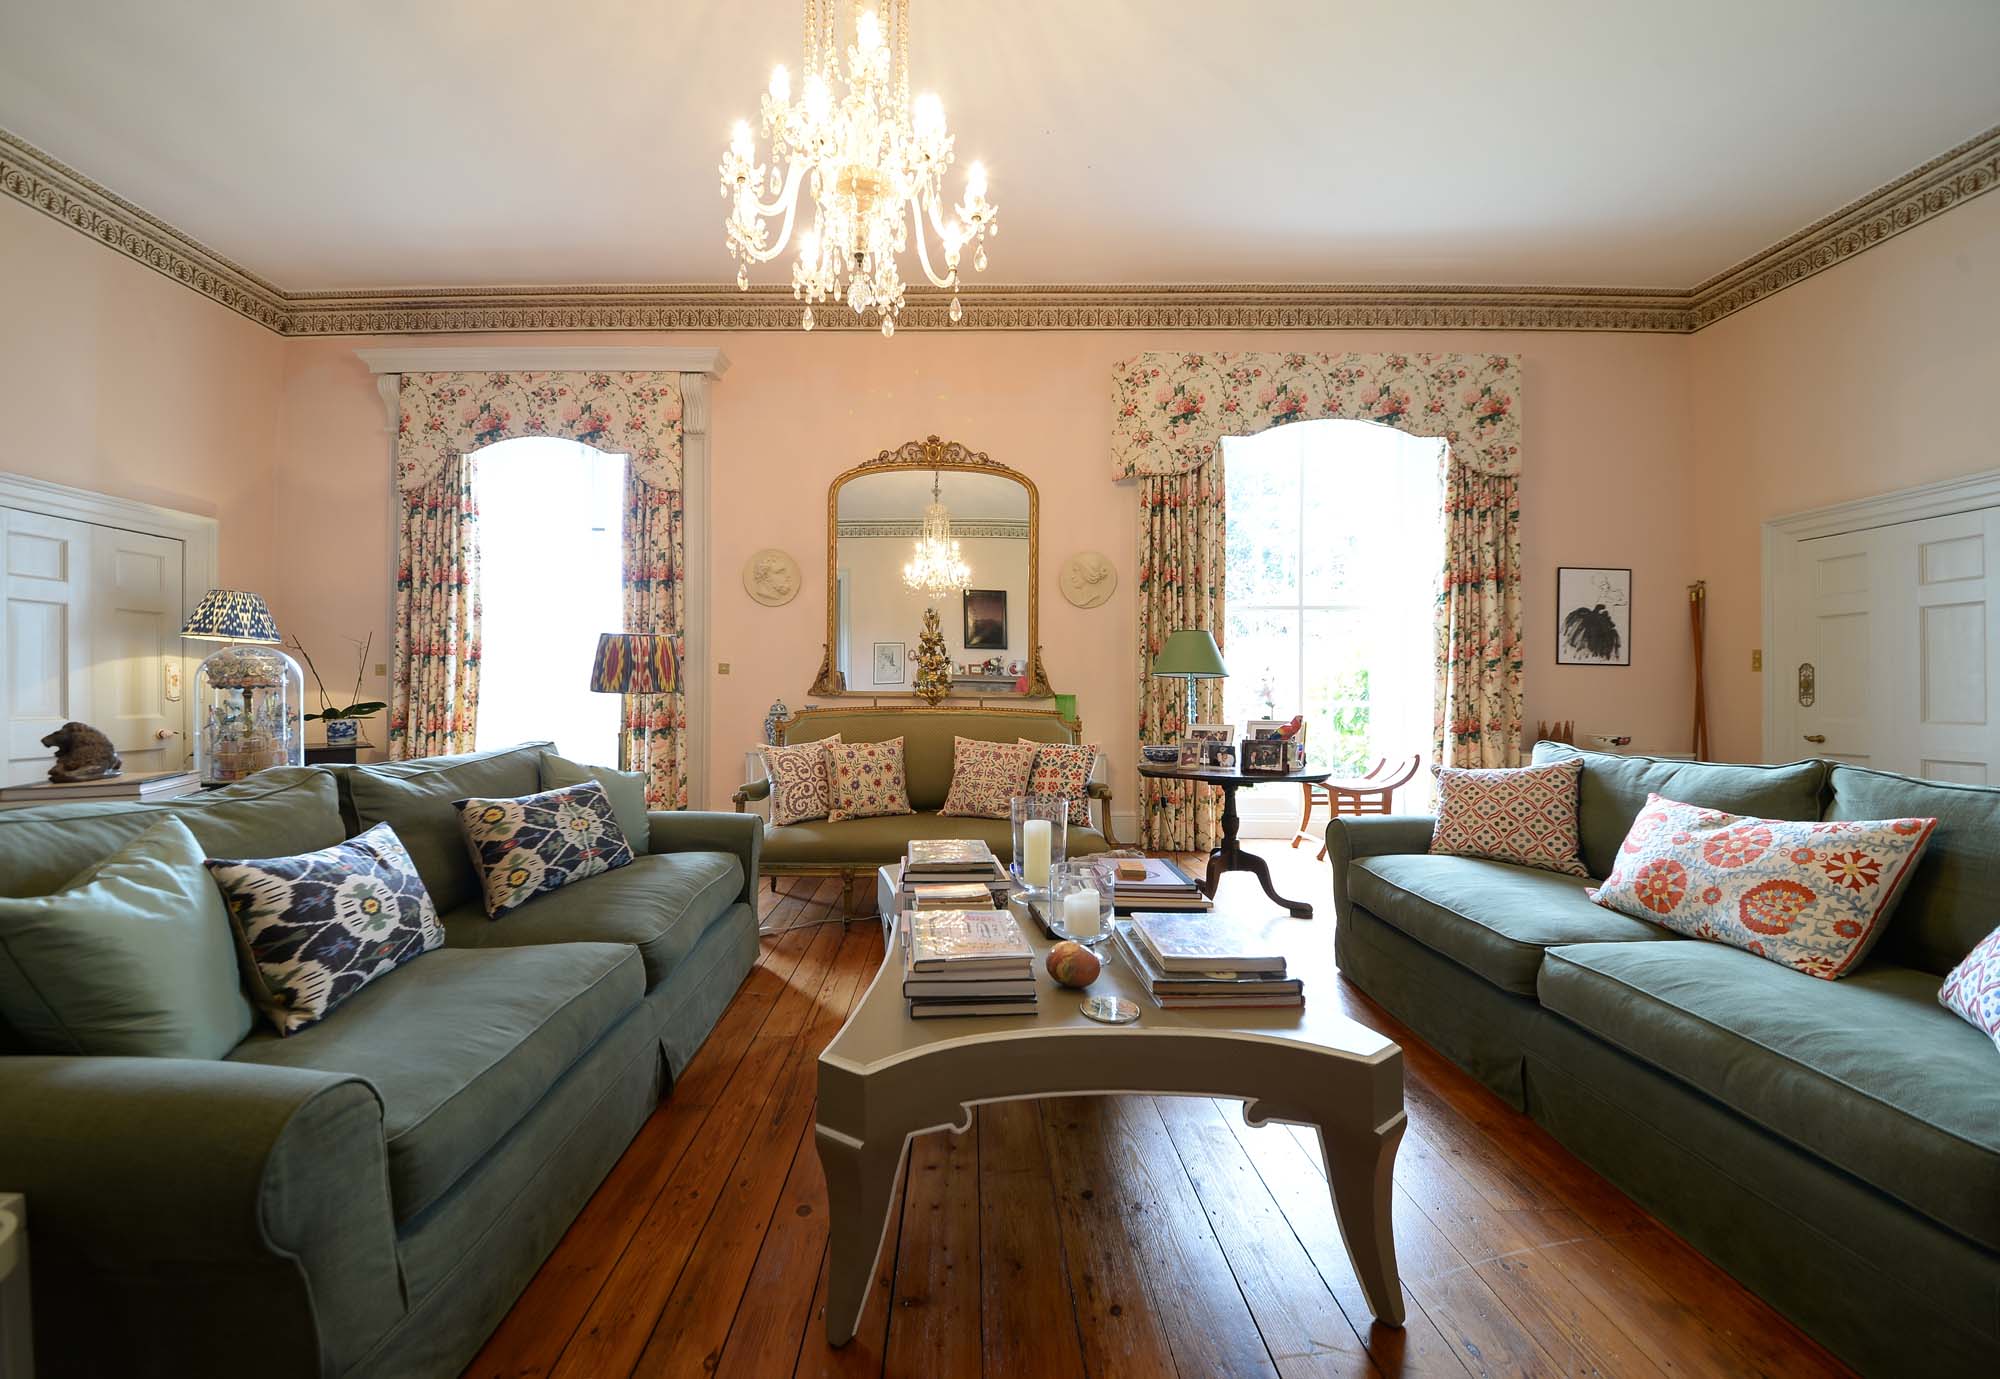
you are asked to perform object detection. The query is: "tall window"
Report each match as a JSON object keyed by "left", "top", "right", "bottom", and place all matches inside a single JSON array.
[
  {"left": 474, "top": 438, "right": 626, "bottom": 762},
  {"left": 1223, "top": 421, "right": 1443, "bottom": 808}
]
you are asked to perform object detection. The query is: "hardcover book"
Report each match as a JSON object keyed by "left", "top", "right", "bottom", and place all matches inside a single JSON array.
[
  {"left": 1130, "top": 914, "right": 1288, "bottom": 974},
  {"left": 904, "top": 910, "right": 1033, "bottom": 971},
  {"left": 906, "top": 839, "right": 997, "bottom": 870}
]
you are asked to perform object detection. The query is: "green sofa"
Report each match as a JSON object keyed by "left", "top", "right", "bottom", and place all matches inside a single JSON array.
[
  {"left": 0, "top": 741, "right": 761, "bottom": 1379},
  {"left": 1327, "top": 743, "right": 2000, "bottom": 1377},
  {"left": 735, "top": 705, "right": 1115, "bottom": 899}
]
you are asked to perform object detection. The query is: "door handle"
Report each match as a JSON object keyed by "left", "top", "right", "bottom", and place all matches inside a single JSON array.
[
  {"left": 1803, "top": 734, "right": 1827, "bottom": 744},
  {"left": 155, "top": 729, "right": 178, "bottom": 740}
]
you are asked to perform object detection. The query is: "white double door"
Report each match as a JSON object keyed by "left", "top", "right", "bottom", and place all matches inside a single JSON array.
[
  {"left": 1775, "top": 506, "right": 2000, "bottom": 782},
  {"left": 3, "top": 508, "right": 189, "bottom": 786}
]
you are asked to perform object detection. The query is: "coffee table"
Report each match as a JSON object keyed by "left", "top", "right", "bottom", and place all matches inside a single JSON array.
[
  {"left": 815, "top": 903, "right": 1406, "bottom": 1345},
  {"left": 1138, "top": 761, "right": 1333, "bottom": 916}
]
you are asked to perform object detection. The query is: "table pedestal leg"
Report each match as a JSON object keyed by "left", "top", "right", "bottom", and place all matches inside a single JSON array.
[
  {"left": 1314, "top": 1110, "right": 1408, "bottom": 1326},
  {"left": 1201, "top": 781, "right": 1317, "bottom": 917}
]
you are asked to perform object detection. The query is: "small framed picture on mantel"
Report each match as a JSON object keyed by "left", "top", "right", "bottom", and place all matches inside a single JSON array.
[{"left": 1556, "top": 567, "right": 1631, "bottom": 666}]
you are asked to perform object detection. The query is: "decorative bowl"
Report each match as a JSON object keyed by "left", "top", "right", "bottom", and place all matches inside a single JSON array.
[{"left": 1141, "top": 744, "right": 1183, "bottom": 765}]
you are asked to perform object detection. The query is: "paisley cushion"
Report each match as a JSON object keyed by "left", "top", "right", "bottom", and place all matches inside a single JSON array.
[
  {"left": 1430, "top": 759, "right": 1590, "bottom": 877},
  {"left": 1591, "top": 793, "right": 1938, "bottom": 979},
  {"left": 453, "top": 781, "right": 635, "bottom": 918},
  {"left": 759, "top": 735, "right": 842, "bottom": 827},
  {"left": 826, "top": 737, "right": 913, "bottom": 822},
  {"left": 939, "top": 737, "right": 1037, "bottom": 819},
  {"left": 1021, "top": 739, "right": 1098, "bottom": 825},
  {"left": 205, "top": 822, "right": 445, "bottom": 1034}
]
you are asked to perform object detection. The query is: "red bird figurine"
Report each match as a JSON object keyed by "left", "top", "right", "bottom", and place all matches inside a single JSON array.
[{"left": 1276, "top": 714, "right": 1305, "bottom": 740}]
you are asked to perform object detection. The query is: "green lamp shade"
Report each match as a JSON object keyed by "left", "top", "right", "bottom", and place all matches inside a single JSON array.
[
  {"left": 590, "top": 633, "right": 680, "bottom": 695},
  {"left": 1152, "top": 629, "right": 1227, "bottom": 678},
  {"left": 181, "top": 589, "right": 280, "bottom": 644}
]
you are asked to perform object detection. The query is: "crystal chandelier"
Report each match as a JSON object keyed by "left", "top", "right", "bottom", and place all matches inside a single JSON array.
[
  {"left": 719, "top": 0, "right": 998, "bottom": 336},
  {"left": 902, "top": 472, "right": 972, "bottom": 595}
]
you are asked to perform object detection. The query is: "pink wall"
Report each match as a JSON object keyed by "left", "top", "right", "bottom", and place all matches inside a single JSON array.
[
  {"left": 0, "top": 195, "right": 284, "bottom": 590},
  {"left": 1690, "top": 191, "right": 2000, "bottom": 762},
  {"left": 278, "top": 328, "right": 1699, "bottom": 810}
]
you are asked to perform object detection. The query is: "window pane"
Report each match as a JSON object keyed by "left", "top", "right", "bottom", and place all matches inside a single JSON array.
[
  {"left": 1223, "top": 607, "right": 1299, "bottom": 728},
  {"left": 1303, "top": 609, "right": 1371, "bottom": 773},
  {"left": 1224, "top": 441, "right": 1300, "bottom": 607},
  {"left": 1301, "top": 456, "right": 1362, "bottom": 605},
  {"left": 474, "top": 439, "right": 627, "bottom": 764}
]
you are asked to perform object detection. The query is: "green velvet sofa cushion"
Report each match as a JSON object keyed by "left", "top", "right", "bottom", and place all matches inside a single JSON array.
[
  {"left": 1349, "top": 854, "right": 1675, "bottom": 997},
  {"left": 0, "top": 816, "right": 253, "bottom": 1058},
  {"left": 780, "top": 709, "right": 1078, "bottom": 812},
  {"left": 1538, "top": 940, "right": 2000, "bottom": 1252},
  {"left": 1531, "top": 742, "right": 1829, "bottom": 879},
  {"left": 229, "top": 942, "right": 643, "bottom": 1224},
  {"left": 762, "top": 810, "right": 1109, "bottom": 867},
  {"left": 438, "top": 851, "right": 744, "bottom": 989},
  {"left": 539, "top": 750, "right": 649, "bottom": 855},
  {"left": 329, "top": 742, "right": 548, "bottom": 913},
  {"left": 1824, "top": 764, "right": 2000, "bottom": 976},
  {"left": 0, "top": 767, "right": 342, "bottom": 899}
]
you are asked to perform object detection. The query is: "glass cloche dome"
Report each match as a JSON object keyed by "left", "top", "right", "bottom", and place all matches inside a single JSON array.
[{"left": 181, "top": 589, "right": 305, "bottom": 786}]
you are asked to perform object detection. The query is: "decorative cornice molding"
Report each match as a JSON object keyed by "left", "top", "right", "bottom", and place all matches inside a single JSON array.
[
  {"left": 837, "top": 519, "right": 1030, "bottom": 539},
  {"left": 5, "top": 121, "right": 1995, "bottom": 338}
]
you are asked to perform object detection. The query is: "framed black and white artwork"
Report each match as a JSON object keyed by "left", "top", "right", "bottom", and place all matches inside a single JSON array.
[
  {"left": 1556, "top": 567, "right": 1631, "bottom": 666},
  {"left": 871, "top": 641, "right": 906, "bottom": 685}
]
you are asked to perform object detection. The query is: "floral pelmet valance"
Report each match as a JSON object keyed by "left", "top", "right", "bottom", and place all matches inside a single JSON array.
[
  {"left": 1110, "top": 351, "right": 1521, "bottom": 477},
  {"left": 396, "top": 371, "right": 685, "bottom": 491}
]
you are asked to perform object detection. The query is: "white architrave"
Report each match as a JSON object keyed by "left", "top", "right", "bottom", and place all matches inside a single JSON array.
[
  {"left": 1760, "top": 466, "right": 2000, "bottom": 763},
  {"left": 358, "top": 346, "right": 728, "bottom": 807}
]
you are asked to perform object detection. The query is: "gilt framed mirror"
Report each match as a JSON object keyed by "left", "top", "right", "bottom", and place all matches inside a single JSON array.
[{"left": 814, "top": 436, "right": 1053, "bottom": 697}]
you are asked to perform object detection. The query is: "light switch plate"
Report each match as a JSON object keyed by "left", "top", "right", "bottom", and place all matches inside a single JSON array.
[{"left": 717, "top": 662, "right": 731, "bottom": 674}]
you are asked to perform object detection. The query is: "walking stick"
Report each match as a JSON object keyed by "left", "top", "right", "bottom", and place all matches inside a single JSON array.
[{"left": 1689, "top": 581, "right": 1709, "bottom": 760}]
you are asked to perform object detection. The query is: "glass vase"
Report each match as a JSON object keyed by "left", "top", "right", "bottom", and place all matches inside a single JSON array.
[{"left": 1009, "top": 794, "right": 1069, "bottom": 899}]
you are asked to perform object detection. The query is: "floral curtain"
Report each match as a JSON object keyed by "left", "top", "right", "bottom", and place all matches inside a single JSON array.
[
  {"left": 623, "top": 470, "right": 687, "bottom": 807},
  {"left": 389, "top": 453, "right": 480, "bottom": 757},
  {"left": 1138, "top": 468, "right": 1227, "bottom": 850},
  {"left": 1112, "top": 351, "right": 1524, "bottom": 771},
  {"left": 392, "top": 371, "right": 686, "bottom": 772}
]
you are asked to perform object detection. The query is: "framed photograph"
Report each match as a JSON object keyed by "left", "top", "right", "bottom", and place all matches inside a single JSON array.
[
  {"left": 1246, "top": 718, "right": 1290, "bottom": 741},
  {"left": 963, "top": 588, "right": 1008, "bottom": 649},
  {"left": 1204, "top": 742, "right": 1238, "bottom": 769},
  {"left": 1187, "top": 722, "right": 1235, "bottom": 745},
  {"left": 1176, "top": 739, "right": 1203, "bottom": 767},
  {"left": 1556, "top": 567, "right": 1632, "bottom": 666},
  {"left": 871, "top": 641, "right": 906, "bottom": 685},
  {"left": 1242, "top": 739, "right": 1287, "bottom": 773}
]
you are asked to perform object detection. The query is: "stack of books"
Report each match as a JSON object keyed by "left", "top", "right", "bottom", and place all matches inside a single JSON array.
[
  {"left": 1113, "top": 913, "right": 1305, "bottom": 1010},
  {"left": 901, "top": 909, "right": 1040, "bottom": 1019},
  {"left": 1103, "top": 856, "right": 1211, "bottom": 912},
  {"left": 901, "top": 838, "right": 1012, "bottom": 911},
  {"left": 0, "top": 769, "right": 200, "bottom": 807}
]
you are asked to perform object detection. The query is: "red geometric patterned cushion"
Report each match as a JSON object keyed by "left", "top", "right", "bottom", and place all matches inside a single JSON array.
[
  {"left": 1592, "top": 794, "right": 1938, "bottom": 980},
  {"left": 1429, "top": 759, "right": 1590, "bottom": 877},
  {"left": 939, "top": 737, "right": 1037, "bottom": 819},
  {"left": 1020, "top": 739, "right": 1099, "bottom": 826}
]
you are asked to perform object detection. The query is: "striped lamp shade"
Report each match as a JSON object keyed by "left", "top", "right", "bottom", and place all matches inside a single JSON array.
[
  {"left": 589, "top": 633, "right": 680, "bottom": 695},
  {"left": 181, "top": 589, "right": 281, "bottom": 644}
]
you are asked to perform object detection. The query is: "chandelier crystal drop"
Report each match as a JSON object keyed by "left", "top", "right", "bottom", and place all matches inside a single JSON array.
[
  {"left": 720, "top": 0, "right": 998, "bottom": 335},
  {"left": 902, "top": 472, "right": 972, "bottom": 596}
]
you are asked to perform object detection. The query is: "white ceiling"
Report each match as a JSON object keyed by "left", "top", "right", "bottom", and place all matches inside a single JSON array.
[{"left": 2, "top": 0, "right": 1997, "bottom": 292}]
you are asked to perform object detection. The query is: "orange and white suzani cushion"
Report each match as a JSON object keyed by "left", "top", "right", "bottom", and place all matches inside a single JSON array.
[{"left": 1590, "top": 793, "right": 1937, "bottom": 979}]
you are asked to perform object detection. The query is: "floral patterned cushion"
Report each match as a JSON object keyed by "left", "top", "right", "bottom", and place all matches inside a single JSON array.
[
  {"left": 940, "top": 737, "right": 1038, "bottom": 819},
  {"left": 1429, "top": 759, "right": 1590, "bottom": 877},
  {"left": 1021, "top": 739, "right": 1099, "bottom": 826},
  {"left": 1590, "top": 794, "right": 1938, "bottom": 980},
  {"left": 1940, "top": 924, "right": 2000, "bottom": 1051},
  {"left": 454, "top": 781, "right": 636, "bottom": 918},
  {"left": 205, "top": 822, "right": 445, "bottom": 1035},
  {"left": 826, "top": 737, "right": 913, "bottom": 822},
  {"left": 760, "top": 735, "right": 842, "bottom": 827}
]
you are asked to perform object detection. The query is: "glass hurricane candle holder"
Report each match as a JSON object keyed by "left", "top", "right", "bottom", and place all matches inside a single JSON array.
[
  {"left": 1051, "top": 860, "right": 1113, "bottom": 948},
  {"left": 1009, "top": 794, "right": 1069, "bottom": 899}
]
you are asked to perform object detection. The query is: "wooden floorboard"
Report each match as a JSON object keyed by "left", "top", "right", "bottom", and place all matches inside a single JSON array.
[{"left": 470, "top": 846, "right": 1855, "bottom": 1379}]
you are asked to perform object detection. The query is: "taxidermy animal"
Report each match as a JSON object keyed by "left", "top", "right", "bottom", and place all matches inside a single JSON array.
[
  {"left": 1563, "top": 604, "right": 1623, "bottom": 662},
  {"left": 42, "top": 722, "right": 123, "bottom": 782}
]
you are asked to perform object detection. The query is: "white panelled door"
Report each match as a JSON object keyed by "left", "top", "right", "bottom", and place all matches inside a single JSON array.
[
  {"left": 1776, "top": 507, "right": 2000, "bottom": 782},
  {"left": 1, "top": 508, "right": 189, "bottom": 786}
]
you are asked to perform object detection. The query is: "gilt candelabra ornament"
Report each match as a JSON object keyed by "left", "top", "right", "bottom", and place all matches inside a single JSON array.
[{"left": 719, "top": 0, "right": 999, "bottom": 336}]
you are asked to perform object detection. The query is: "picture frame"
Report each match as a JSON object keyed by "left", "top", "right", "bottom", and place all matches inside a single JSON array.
[
  {"left": 1242, "top": 739, "right": 1287, "bottom": 773},
  {"left": 963, "top": 588, "right": 1008, "bottom": 649},
  {"left": 1176, "top": 739, "right": 1203, "bottom": 767},
  {"left": 1246, "top": 718, "right": 1293, "bottom": 741},
  {"left": 1556, "top": 567, "right": 1633, "bottom": 666},
  {"left": 1186, "top": 722, "right": 1235, "bottom": 745},
  {"left": 1205, "top": 742, "right": 1237, "bottom": 769},
  {"left": 871, "top": 641, "right": 906, "bottom": 685}
]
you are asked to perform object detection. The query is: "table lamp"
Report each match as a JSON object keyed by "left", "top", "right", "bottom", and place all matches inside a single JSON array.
[
  {"left": 182, "top": 589, "right": 304, "bottom": 784},
  {"left": 1151, "top": 628, "right": 1227, "bottom": 736},
  {"left": 590, "top": 632, "right": 680, "bottom": 779}
]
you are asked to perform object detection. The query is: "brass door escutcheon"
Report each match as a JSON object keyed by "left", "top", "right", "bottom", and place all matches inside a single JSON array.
[{"left": 1797, "top": 662, "right": 1816, "bottom": 707}]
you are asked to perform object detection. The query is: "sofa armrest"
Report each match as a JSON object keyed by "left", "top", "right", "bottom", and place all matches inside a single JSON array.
[
  {"left": 1087, "top": 781, "right": 1119, "bottom": 847},
  {"left": 732, "top": 778, "right": 772, "bottom": 812},
  {"left": 648, "top": 809, "right": 762, "bottom": 908},
  {"left": 0, "top": 1057, "right": 402, "bottom": 1377},
  {"left": 1325, "top": 815, "right": 1436, "bottom": 926}
]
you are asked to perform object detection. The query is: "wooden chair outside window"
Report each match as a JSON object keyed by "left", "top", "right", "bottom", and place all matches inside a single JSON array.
[{"left": 1292, "top": 754, "right": 1422, "bottom": 860}]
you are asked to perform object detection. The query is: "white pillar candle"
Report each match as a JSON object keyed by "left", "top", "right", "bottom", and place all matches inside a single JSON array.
[
  {"left": 1022, "top": 818, "right": 1052, "bottom": 887},
  {"left": 1062, "top": 886, "right": 1102, "bottom": 939}
]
